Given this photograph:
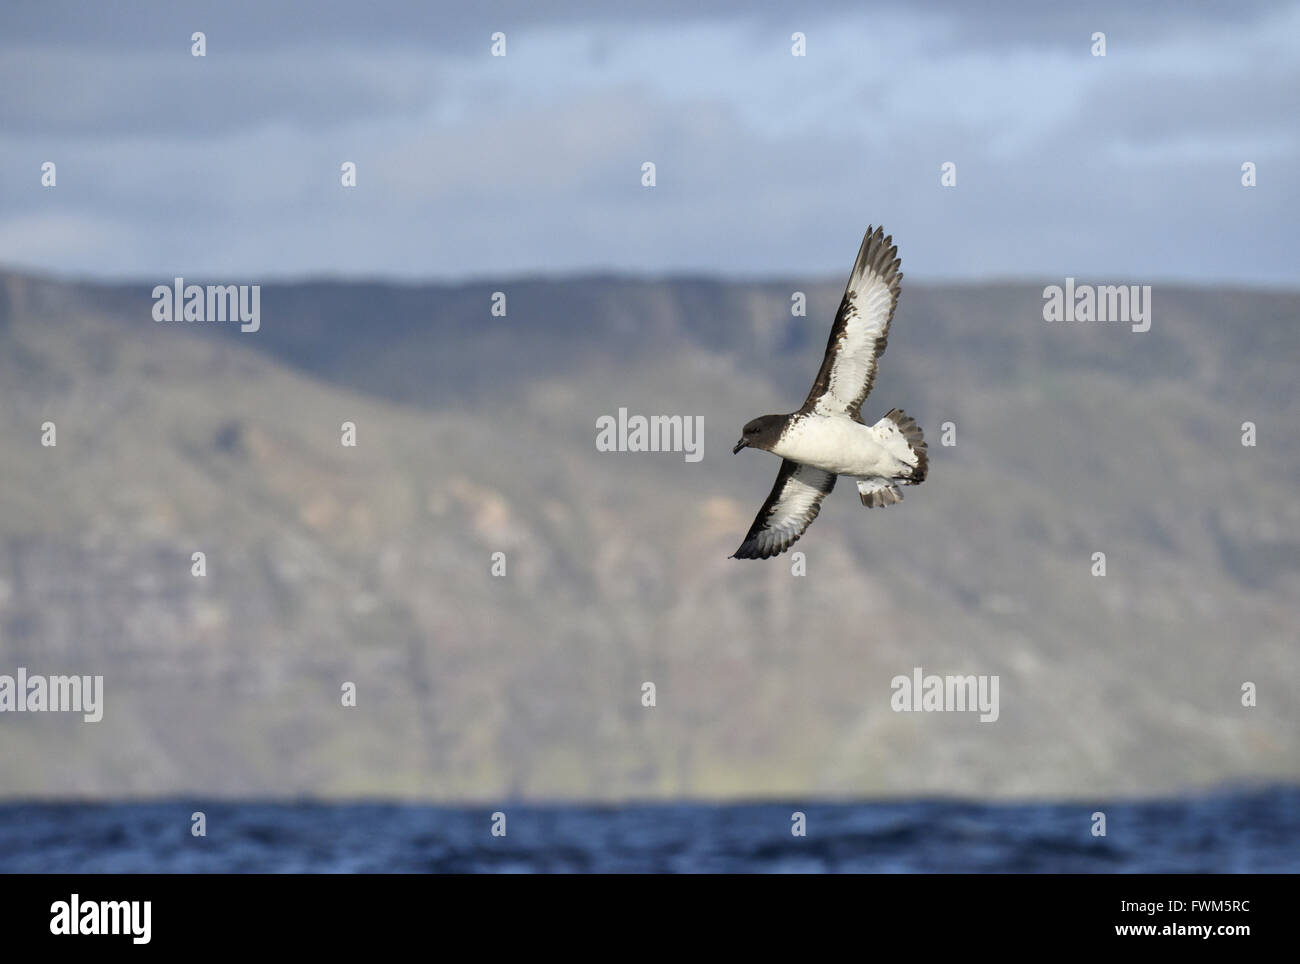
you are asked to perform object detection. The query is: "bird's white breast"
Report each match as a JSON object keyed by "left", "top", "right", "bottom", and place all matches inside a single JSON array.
[{"left": 771, "top": 415, "right": 897, "bottom": 477}]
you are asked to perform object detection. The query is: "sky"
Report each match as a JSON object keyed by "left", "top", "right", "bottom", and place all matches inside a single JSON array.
[{"left": 1, "top": 0, "right": 1296, "bottom": 283}]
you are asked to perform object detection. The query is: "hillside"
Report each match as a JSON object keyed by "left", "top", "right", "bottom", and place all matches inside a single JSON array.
[{"left": 0, "top": 269, "right": 1296, "bottom": 801}]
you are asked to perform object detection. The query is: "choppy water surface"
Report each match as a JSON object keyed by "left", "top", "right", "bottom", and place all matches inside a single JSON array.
[{"left": 1, "top": 788, "right": 1295, "bottom": 873}]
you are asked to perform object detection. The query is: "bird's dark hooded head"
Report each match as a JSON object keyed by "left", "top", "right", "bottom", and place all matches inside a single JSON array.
[{"left": 733, "top": 414, "right": 786, "bottom": 454}]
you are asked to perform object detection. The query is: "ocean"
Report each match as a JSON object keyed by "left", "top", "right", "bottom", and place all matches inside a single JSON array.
[{"left": 1, "top": 787, "right": 1295, "bottom": 873}]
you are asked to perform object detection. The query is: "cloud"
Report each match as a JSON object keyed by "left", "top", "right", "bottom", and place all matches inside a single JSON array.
[
  {"left": 0, "top": 47, "right": 442, "bottom": 136},
  {"left": 0, "top": 0, "right": 1295, "bottom": 283}
]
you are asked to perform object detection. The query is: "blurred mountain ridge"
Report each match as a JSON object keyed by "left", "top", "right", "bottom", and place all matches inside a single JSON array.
[{"left": 0, "top": 267, "right": 1296, "bottom": 801}]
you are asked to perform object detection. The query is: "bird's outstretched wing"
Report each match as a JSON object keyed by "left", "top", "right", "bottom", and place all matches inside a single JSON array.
[
  {"left": 800, "top": 225, "right": 902, "bottom": 421},
  {"left": 731, "top": 460, "right": 837, "bottom": 559}
]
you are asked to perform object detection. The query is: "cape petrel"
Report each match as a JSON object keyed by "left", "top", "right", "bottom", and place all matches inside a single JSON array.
[{"left": 731, "top": 225, "right": 927, "bottom": 559}]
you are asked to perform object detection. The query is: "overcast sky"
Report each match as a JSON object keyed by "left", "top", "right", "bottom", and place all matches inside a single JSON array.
[{"left": 1, "top": 0, "right": 1296, "bottom": 283}]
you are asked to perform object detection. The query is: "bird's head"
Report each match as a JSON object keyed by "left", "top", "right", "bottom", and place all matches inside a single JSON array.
[{"left": 733, "top": 414, "right": 785, "bottom": 454}]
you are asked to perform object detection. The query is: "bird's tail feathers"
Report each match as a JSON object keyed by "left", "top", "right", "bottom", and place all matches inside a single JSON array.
[
  {"left": 857, "top": 477, "right": 904, "bottom": 507},
  {"left": 874, "top": 408, "right": 928, "bottom": 484}
]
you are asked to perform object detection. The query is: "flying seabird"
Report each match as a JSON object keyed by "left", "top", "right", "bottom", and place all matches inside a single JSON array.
[{"left": 731, "top": 225, "right": 927, "bottom": 559}]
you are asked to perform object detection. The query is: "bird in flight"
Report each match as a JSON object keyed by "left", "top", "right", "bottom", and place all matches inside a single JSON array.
[{"left": 731, "top": 225, "right": 927, "bottom": 559}]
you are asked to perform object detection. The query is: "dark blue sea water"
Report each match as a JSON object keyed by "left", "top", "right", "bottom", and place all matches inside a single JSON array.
[{"left": 1, "top": 787, "right": 1295, "bottom": 873}]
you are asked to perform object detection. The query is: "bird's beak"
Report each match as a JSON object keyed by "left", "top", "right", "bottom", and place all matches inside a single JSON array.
[{"left": 733, "top": 438, "right": 747, "bottom": 454}]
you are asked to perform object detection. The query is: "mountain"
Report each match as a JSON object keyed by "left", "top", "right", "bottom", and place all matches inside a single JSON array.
[{"left": 0, "top": 268, "right": 1296, "bottom": 801}]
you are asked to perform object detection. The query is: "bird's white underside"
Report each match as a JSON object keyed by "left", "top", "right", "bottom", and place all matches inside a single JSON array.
[{"left": 771, "top": 415, "right": 914, "bottom": 479}]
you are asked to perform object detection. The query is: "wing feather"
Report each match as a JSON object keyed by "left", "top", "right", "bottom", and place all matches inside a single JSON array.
[
  {"left": 801, "top": 225, "right": 902, "bottom": 421},
  {"left": 731, "top": 460, "right": 836, "bottom": 559}
]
